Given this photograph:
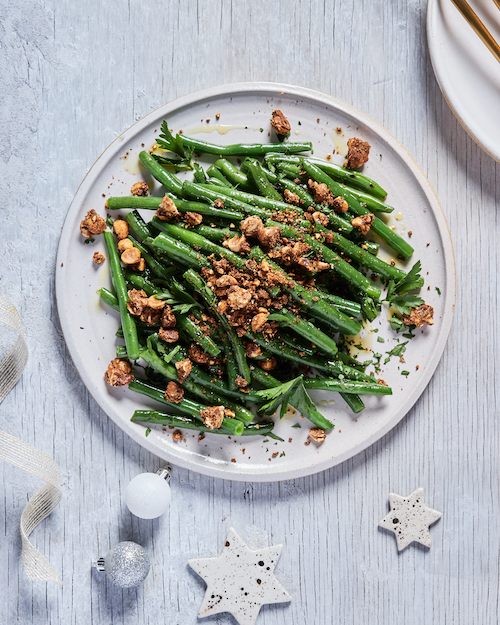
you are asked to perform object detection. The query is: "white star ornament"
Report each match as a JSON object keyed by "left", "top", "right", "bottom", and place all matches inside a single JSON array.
[
  {"left": 188, "top": 527, "right": 291, "bottom": 625},
  {"left": 379, "top": 487, "right": 442, "bottom": 551}
]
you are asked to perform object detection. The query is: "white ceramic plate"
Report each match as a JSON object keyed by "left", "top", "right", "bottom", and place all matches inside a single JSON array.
[
  {"left": 55, "top": 83, "right": 455, "bottom": 482},
  {"left": 427, "top": 0, "right": 500, "bottom": 162}
]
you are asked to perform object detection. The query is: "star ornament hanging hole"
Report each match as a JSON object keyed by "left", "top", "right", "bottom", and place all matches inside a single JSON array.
[
  {"left": 188, "top": 527, "right": 291, "bottom": 625},
  {"left": 379, "top": 487, "right": 442, "bottom": 551}
]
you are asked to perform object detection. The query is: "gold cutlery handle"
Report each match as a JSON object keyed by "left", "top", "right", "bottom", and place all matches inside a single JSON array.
[{"left": 450, "top": 0, "right": 500, "bottom": 63}]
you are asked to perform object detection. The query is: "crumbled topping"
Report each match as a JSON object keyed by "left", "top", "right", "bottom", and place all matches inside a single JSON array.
[
  {"left": 188, "top": 343, "right": 211, "bottom": 364},
  {"left": 156, "top": 196, "right": 180, "bottom": 221},
  {"left": 104, "top": 358, "right": 134, "bottom": 387},
  {"left": 121, "top": 246, "right": 141, "bottom": 265},
  {"left": 161, "top": 305, "right": 176, "bottom": 328},
  {"left": 175, "top": 358, "right": 192, "bottom": 383},
  {"left": 227, "top": 286, "right": 253, "bottom": 310},
  {"left": 259, "top": 357, "right": 277, "bottom": 371},
  {"left": 351, "top": 213, "right": 374, "bottom": 235},
  {"left": 234, "top": 376, "right": 248, "bottom": 388},
  {"left": 308, "top": 428, "right": 326, "bottom": 443},
  {"left": 377, "top": 379, "right": 389, "bottom": 386},
  {"left": 402, "top": 304, "right": 434, "bottom": 328},
  {"left": 185, "top": 211, "right": 203, "bottom": 226},
  {"left": 331, "top": 196, "right": 349, "bottom": 213},
  {"left": 308, "top": 180, "right": 334, "bottom": 205},
  {"left": 93, "top": 251, "right": 105, "bottom": 265},
  {"left": 118, "top": 238, "right": 134, "bottom": 252},
  {"left": 127, "top": 289, "right": 148, "bottom": 316},
  {"left": 223, "top": 234, "right": 251, "bottom": 254},
  {"left": 213, "top": 199, "right": 225, "bottom": 209},
  {"left": 270, "top": 110, "right": 291, "bottom": 136},
  {"left": 172, "top": 429, "right": 183, "bottom": 442},
  {"left": 283, "top": 189, "right": 301, "bottom": 206},
  {"left": 130, "top": 181, "right": 149, "bottom": 196},
  {"left": 257, "top": 226, "right": 281, "bottom": 248},
  {"left": 344, "top": 137, "right": 371, "bottom": 169},
  {"left": 240, "top": 215, "right": 264, "bottom": 237},
  {"left": 245, "top": 342, "right": 262, "bottom": 358},
  {"left": 200, "top": 405, "right": 225, "bottom": 430},
  {"left": 297, "top": 257, "right": 330, "bottom": 273},
  {"left": 80, "top": 209, "right": 106, "bottom": 239},
  {"left": 113, "top": 219, "right": 129, "bottom": 240},
  {"left": 251, "top": 311, "right": 269, "bottom": 333},
  {"left": 158, "top": 328, "right": 179, "bottom": 342},
  {"left": 312, "top": 211, "right": 329, "bottom": 227},
  {"left": 165, "top": 381, "right": 184, "bottom": 403}
]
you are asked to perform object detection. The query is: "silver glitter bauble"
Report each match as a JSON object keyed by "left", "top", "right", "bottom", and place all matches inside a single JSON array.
[{"left": 95, "top": 541, "right": 150, "bottom": 588}]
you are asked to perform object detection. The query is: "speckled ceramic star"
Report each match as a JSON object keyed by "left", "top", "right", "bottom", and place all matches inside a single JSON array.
[
  {"left": 379, "top": 487, "right": 442, "bottom": 551},
  {"left": 188, "top": 527, "right": 291, "bottom": 625}
]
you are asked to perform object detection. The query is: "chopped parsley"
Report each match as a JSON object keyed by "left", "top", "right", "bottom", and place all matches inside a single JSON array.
[
  {"left": 84, "top": 238, "right": 95, "bottom": 244},
  {"left": 292, "top": 424, "right": 301, "bottom": 428},
  {"left": 145, "top": 428, "right": 151, "bottom": 437},
  {"left": 377, "top": 336, "right": 385, "bottom": 343},
  {"left": 386, "top": 341, "right": 409, "bottom": 358},
  {"left": 401, "top": 371, "right": 410, "bottom": 376},
  {"left": 435, "top": 287, "right": 441, "bottom": 295}
]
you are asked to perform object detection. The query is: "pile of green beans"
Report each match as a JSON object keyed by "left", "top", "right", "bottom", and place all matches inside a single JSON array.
[{"left": 97, "top": 124, "right": 422, "bottom": 440}]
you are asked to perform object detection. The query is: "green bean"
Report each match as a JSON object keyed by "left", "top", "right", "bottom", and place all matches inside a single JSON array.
[
  {"left": 303, "top": 378, "right": 392, "bottom": 395},
  {"left": 103, "top": 231, "right": 140, "bottom": 360},
  {"left": 206, "top": 164, "right": 235, "bottom": 187},
  {"left": 176, "top": 315, "right": 221, "bottom": 357},
  {"left": 99, "top": 287, "right": 119, "bottom": 312},
  {"left": 108, "top": 194, "right": 244, "bottom": 221},
  {"left": 180, "top": 135, "right": 312, "bottom": 157},
  {"left": 125, "top": 210, "right": 153, "bottom": 240},
  {"left": 268, "top": 308, "right": 338, "bottom": 357},
  {"left": 214, "top": 158, "right": 254, "bottom": 191},
  {"left": 131, "top": 410, "right": 244, "bottom": 436},
  {"left": 339, "top": 393, "right": 365, "bottom": 413},
  {"left": 150, "top": 233, "right": 210, "bottom": 269},
  {"left": 223, "top": 340, "right": 240, "bottom": 391},
  {"left": 123, "top": 271, "right": 159, "bottom": 296},
  {"left": 139, "top": 151, "right": 184, "bottom": 195},
  {"left": 314, "top": 224, "right": 405, "bottom": 280},
  {"left": 183, "top": 181, "right": 268, "bottom": 218},
  {"left": 244, "top": 159, "right": 283, "bottom": 201},
  {"left": 202, "top": 183, "right": 303, "bottom": 215}
]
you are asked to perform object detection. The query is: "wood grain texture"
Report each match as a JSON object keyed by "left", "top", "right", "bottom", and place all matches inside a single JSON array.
[{"left": 1, "top": 0, "right": 499, "bottom": 623}]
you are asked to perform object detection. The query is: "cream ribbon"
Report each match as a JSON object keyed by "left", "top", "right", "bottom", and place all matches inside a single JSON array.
[{"left": 0, "top": 296, "right": 62, "bottom": 583}]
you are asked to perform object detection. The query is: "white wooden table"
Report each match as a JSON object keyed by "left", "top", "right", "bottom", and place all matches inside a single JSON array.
[{"left": 1, "top": 0, "right": 499, "bottom": 623}]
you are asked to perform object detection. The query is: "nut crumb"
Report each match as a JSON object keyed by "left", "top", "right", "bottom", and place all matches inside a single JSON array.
[
  {"left": 93, "top": 251, "right": 105, "bottom": 265},
  {"left": 270, "top": 110, "right": 291, "bottom": 136},
  {"left": 308, "top": 428, "right": 326, "bottom": 443}
]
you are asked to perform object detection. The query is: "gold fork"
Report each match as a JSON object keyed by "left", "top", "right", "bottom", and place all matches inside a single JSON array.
[{"left": 450, "top": 0, "right": 500, "bottom": 63}]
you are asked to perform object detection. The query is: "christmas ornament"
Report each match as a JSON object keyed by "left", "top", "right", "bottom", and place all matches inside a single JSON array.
[
  {"left": 188, "top": 527, "right": 291, "bottom": 625},
  {"left": 94, "top": 541, "right": 150, "bottom": 588},
  {"left": 379, "top": 487, "right": 442, "bottom": 551},
  {"left": 125, "top": 465, "right": 172, "bottom": 519}
]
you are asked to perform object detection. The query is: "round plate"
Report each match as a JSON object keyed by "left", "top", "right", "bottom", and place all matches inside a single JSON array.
[
  {"left": 55, "top": 83, "right": 455, "bottom": 482},
  {"left": 427, "top": 0, "right": 500, "bottom": 162}
]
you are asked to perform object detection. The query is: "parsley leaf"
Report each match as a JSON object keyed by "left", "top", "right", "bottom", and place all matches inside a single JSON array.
[
  {"left": 390, "top": 294, "right": 425, "bottom": 316},
  {"left": 386, "top": 341, "right": 409, "bottom": 358},
  {"left": 255, "top": 375, "right": 333, "bottom": 430},
  {"left": 394, "top": 260, "right": 424, "bottom": 294},
  {"left": 156, "top": 120, "right": 186, "bottom": 157}
]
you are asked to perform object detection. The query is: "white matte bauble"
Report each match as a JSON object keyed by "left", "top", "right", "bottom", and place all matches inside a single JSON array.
[{"left": 125, "top": 467, "right": 172, "bottom": 519}]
